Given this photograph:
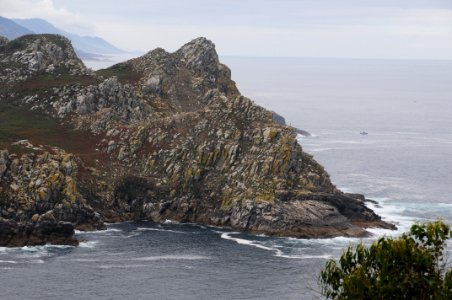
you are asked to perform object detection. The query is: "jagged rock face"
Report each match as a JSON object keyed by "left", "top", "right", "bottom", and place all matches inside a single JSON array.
[
  {"left": 128, "top": 37, "right": 239, "bottom": 113},
  {"left": 56, "top": 77, "right": 153, "bottom": 132},
  {"left": 0, "top": 36, "right": 8, "bottom": 46},
  {"left": 0, "top": 35, "right": 394, "bottom": 245},
  {"left": 0, "top": 146, "right": 104, "bottom": 234},
  {"left": 0, "top": 34, "right": 87, "bottom": 84},
  {"left": 103, "top": 94, "right": 386, "bottom": 237}
]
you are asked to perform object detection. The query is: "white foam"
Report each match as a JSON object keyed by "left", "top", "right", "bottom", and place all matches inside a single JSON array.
[
  {"left": 79, "top": 241, "right": 99, "bottom": 248},
  {"left": 122, "top": 233, "right": 140, "bottom": 239},
  {"left": 256, "top": 233, "right": 268, "bottom": 237},
  {"left": 97, "top": 264, "right": 149, "bottom": 269},
  {"left": 275, "top": 253, "right": 332, "bottom": 260},
  {"left": 163, "top": 219, "right": 179, "bottom": 224},
  {"left": 221, "top": 232, "right": 348, "bottom": 260},
  {"left": 136, "top": 227, "right": 185, "bottom": 234},
  {"left": 77, "top": 228, "right": 122, "bottom": 234},
  {"left": 0, "top": 260, "right": 17, "bottom": 264},
  {"left": 21, "top": 246, "right": 42, "bottom": 252},
  {"left": 131, "top": 255, "right": 210, "bottom": 261},
  {"left": 19, "top": 244, "right": 72, "bottom": 252},
  {"left": 45, "top": 244, "right": 74, "bottom": 249},
  {"left": 221, "top": 232, "right": 283, "bottom": 256},
  {"left": 364, "top": 198, "right": 418, "bottom": 236}
]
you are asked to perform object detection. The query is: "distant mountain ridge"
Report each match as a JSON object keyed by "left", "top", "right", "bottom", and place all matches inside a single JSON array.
[
  {"left": 0, "top": 16, "right": 33, "bottom": 39},
  {"left": 13, "top": 18, "right": 124, "bottom": 54},
  {"left": 0, "top": 16, "right": 125, "bottom": 59}
]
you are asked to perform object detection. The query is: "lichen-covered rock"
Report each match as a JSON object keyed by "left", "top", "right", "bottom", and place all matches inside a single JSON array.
[
  {"left": 0, "top": 35, "right": 395, "bottom": 246},
  {"left": 0, "top": 142, "right": 104, "bottom": 246},
  {"left": 0, "top": 34, "right": 87, "bottom": 84},
  {"left": 56, "top": 76, "right": 153, "bottom": 132}
]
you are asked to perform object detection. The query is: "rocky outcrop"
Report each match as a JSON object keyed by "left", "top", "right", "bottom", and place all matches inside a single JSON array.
[
  {"left": 0, "top": 217, "right": 77, "bottom": 247},
  {"left": 0, "top": 34, "right": 87, "bottom": 84},
  {"left": 272, "top": 111, "right": 311, "bottom": 137},
  {"left": 0, "top": 145, "right": 104, "bottom": 246},
  {"left": 0, "top": 36, "right": 8, "bottom": 46},
  {"left": 0, "top": 35, "right": 394, "bottom": 246},
  {"left": 55, "top": 76, "right": 153, "bottom": 132}
]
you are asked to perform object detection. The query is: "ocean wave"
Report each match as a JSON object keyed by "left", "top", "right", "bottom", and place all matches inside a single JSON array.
[
  {"left": 136, "top": 227, "right": 186, "bottom": 234},
  {"left": 163, "top": 219, "right": 179, "bottom": 224},
  {"left": 221, "top": 232, "right": 346, "bottom": 259},
  {"left": 76, "top": 228, "right": 122, "bottom": 235},
  {"left": 122, "top": 233, "right": 140, "bottom": 239},
  {"left": 20, "top": 244, "right": 73, "bottom": 252},
  {"left": 1, "top": 244, "right": 72, "bottom": 260},
  {"left": 275, "top": 253, "right": 332, "bottom": 260},
  {"left": 70, "top": 258, "right": 99, "bottom": 262},
  {"left": 79, "top": 241, "right": 99, "bottom": 248},
  {"left": 97, "top": 264, "right": 149, "bottom": 269},
  {"left": 131, "top": 255, "right": 210, "bottom": 261},
  {"left": 0, "top": 260, "right": 18, "bottom": 264},
  {"left": 221, "top": 232, "right": 283, "bottom": 256},
  {"left": 29, "top": 259, "right": 45, "bottom": 264},
  {"left": 0, "top": 259, "right": 44, "bottom": 264},
  {"left": 308, "top": 147, "right": 336, "bottom": 152}
]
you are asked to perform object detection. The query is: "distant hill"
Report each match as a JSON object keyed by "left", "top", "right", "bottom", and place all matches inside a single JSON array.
[
  {"left": 0, "top": 16, "right": 33, "bottom": 39},
  {"left": 0, "top": 16, "right": 125, "bottom": 59},
  {"left": 13, "top": 18, "right": 124, "bottom": 54}
]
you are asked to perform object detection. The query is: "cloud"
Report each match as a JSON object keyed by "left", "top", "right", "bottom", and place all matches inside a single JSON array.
[
  {"left": 1, "top": 0, "right": 452, "bottom": 59},
  {"left": 0, "top": 0, "right": 93, "bottom": 35}
]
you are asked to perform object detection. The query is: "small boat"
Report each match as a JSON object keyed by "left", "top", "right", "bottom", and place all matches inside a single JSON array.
[{"left": 360, "top": 131, "right": 368, "bottom": 135}]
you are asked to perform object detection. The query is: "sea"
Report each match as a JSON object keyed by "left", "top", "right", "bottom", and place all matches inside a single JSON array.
[{"left": 1, "top": 57, "right": 452, "bottom": 299}]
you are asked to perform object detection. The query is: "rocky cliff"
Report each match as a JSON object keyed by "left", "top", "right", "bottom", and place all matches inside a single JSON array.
[{"left": 0, "top": 34, "right": 394, "bottom": 246}]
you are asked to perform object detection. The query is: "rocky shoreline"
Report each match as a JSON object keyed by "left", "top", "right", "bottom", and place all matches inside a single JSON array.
[{"left": 0, "top": 34, "right": 395, "bottom": 246}]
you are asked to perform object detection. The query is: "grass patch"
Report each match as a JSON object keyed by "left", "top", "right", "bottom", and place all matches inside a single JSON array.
[
  {"left": 0, "top": 100, "right": 103, "bottom": 165},
  {"left": 96, "top": 63, "right": 142, "bottom": 84},
  {"left": 14, "top": 73, "right": 98, "bottom": 93},
  {"left": 0, "top": 100, "right": 57, "bottom": 149}
]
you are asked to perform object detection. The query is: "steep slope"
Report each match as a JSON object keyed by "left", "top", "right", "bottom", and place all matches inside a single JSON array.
[{"left": 0, "top": 35, "right": 394, "bottom": 246}]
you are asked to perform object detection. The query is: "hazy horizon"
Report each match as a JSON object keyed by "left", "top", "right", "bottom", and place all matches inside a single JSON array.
[{"left": 1, "top": 0, "right": 452, "bottom": 60}]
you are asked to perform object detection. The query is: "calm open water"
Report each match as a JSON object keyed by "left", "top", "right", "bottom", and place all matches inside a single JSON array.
[{"left": 1, "top": 57, "right": 452, "bottom": 299}]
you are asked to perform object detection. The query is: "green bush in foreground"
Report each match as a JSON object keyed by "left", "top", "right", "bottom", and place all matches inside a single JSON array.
[{"left": 319, "top": 221, "right": 452, "bottom": 299}]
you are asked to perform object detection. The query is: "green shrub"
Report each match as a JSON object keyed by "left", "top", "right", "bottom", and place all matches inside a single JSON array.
[{"left": 319, "top": 220, "right": 452, "bottom": 299}]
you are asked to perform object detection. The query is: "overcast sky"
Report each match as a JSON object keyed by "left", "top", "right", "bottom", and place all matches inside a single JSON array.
[{"left": 1, "top": 0, "right": 452, "bottom": 59}]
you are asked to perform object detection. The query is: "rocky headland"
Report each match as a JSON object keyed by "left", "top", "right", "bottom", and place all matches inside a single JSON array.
[{"left": 0, "top": 34, "right": 395, "bottom": 246}]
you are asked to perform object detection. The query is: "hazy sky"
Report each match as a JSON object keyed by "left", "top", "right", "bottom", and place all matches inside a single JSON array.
[{"left": 1, "top": 0, "right": 452, "bottom": 59}]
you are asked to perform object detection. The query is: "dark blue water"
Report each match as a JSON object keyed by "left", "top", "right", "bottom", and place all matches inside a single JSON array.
[{"left": 2, "top": 57, "right": 452, "bottom": 299}]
